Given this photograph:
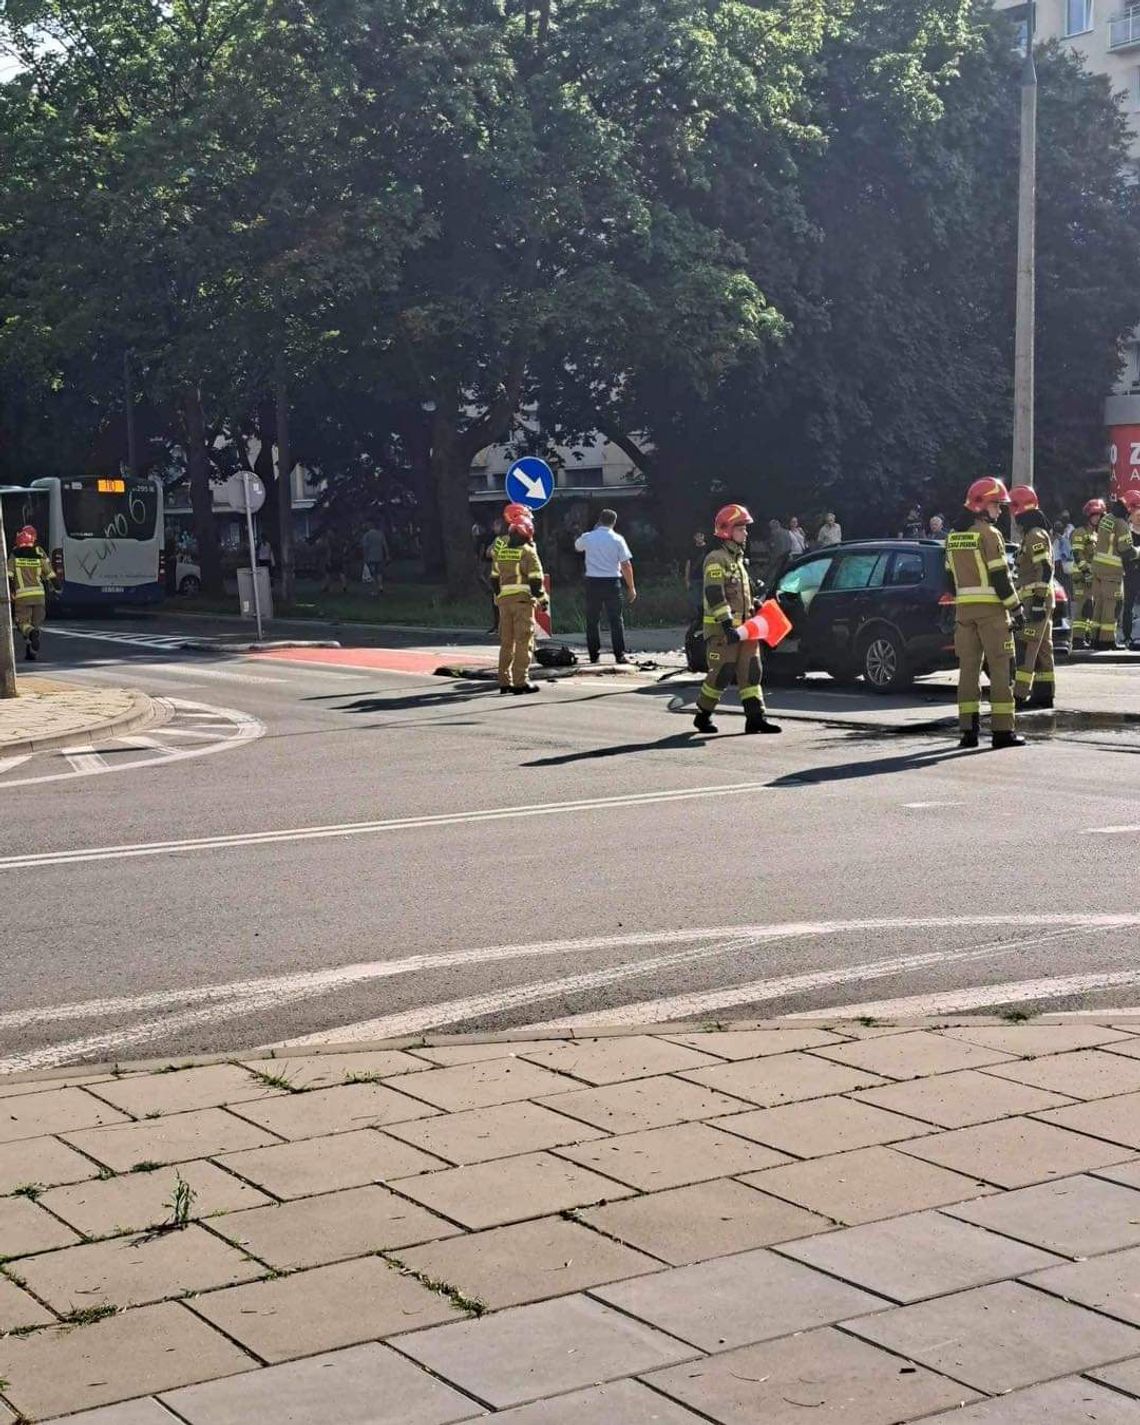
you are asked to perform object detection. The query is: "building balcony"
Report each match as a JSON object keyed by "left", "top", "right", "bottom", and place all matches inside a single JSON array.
[{"left": 1108, "top": 9, "right": 1140, "bottom": 51}]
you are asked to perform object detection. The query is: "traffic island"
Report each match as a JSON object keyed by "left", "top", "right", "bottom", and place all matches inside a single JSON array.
[
  {"left": 3, "top": 1018, "right": 1140, "bottom": 1422},
  {"left": 0, "top": 678, "right": 159, "bottom": 756}
]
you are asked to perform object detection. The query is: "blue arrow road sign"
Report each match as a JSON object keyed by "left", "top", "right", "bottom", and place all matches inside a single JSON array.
[{"left": 505, "top": 457, "right": 555, "bottom": 511}]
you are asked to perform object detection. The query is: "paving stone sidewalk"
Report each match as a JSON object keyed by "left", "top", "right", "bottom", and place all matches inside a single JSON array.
[
  {"left": 5, "top": 1020, "right": 1140, "bottom": 1422},
  {"left": 0, "top": 680, "right": 156, "bottom": 754}
]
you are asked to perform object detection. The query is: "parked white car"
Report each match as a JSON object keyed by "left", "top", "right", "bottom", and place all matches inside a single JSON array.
[{"left": 175, "top": 558, "right": 200, "bottom": 596}]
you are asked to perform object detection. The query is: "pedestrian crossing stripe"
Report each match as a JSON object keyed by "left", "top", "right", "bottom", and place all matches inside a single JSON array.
[{"left": 49, "top": 628, "right": 209, "bottom": 649}]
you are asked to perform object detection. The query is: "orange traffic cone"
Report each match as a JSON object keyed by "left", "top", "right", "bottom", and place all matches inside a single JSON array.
[{"left": 734, "top": 599, "right": 792, "bottom": 648}]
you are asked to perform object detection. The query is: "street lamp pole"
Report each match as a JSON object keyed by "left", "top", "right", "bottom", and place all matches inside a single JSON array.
[{"left": 1011, "top": 1, "right": 1037, "bottom": 490}]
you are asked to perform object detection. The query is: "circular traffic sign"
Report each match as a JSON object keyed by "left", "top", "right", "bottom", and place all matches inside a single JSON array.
[{"left": 505, "top": 457, "right": 555, "bottom": 511}]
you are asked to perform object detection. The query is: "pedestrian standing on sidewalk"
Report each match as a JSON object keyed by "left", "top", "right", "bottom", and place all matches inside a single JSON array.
[
  {"left": 574, "top": 509, "right": 637, "bottom": 664},
  {"left": 361, "top": 522, "right": 390, "bottom": 595},
  {"left": 1125, "top": 499, "right": 1140, "bottom": 649}
]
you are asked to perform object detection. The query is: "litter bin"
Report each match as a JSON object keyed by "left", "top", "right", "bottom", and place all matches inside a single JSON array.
[{"left": 237, "top": 567, "right": 273, "bottom": 622}]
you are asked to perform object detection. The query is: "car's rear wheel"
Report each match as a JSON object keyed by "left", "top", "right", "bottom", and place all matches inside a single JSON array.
[
  {"left": 178, "top": 575, "right": 201, "bottom": 596},
  {"left": 860, "top": 629, "right": 909, "bottom": 692}
]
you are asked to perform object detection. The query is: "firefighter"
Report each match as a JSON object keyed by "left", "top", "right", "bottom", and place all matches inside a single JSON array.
[
  {"left": 1070, "top": 498, "right": 1104, "bottom": 649},
  {"left": 6, "top": 525, "right": 56, "bottom": 662},
  {"left": 945, "top": 478, "right": 1026, "bottom": 750},
  {"left": 490, "top": 511, "right": 547, "bottom": 694},
  {"left": 693, "top": 504, "right": 781, "bottom": 735},
  {"left": 1009, "top": 485, "right": 1056, "bottom": 709},
  {"left": 1088, "top": 491, "right": 1140, "bottom": 650}
]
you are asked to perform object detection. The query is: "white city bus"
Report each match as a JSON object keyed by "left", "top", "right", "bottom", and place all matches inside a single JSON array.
[{"left": 2, "top": 475, "right": 165, "bottom": 609}]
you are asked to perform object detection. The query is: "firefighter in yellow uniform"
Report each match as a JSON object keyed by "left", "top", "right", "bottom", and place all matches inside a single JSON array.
[
  {"left": 945, "top": 479, "right": 1026, "bottom": 750},
  {"left": 693, "top": 504, "right": 781, "bottom": 735},
  {"left": 1070, "top": 499, "right": 1102, "bottom": 649},
  {"left": 1008, "top": 485, "right": 1055, "bottom": 709},
  {"left": 1088, "top": 491, "right": 1140, "bottom": 650},
  {"left": 491, "top": 509, "right": 547, "bottom": 694},
  {"left": 6, "top": 525, "right": 56, "bottom": 662}
]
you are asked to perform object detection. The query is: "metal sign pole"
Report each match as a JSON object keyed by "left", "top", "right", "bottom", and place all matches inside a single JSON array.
[
  {"left": 0, "top": 501, "right": 18, "bottom": 698},
  {"left": 242, "top": 471, "right": 264, "bottom": 643}
]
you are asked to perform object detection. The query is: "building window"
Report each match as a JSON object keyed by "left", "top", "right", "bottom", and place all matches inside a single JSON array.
[
  {"left": 1064, "top": 0, "right": 1093, "bottom": 36},
  {"left": 564, "top": 466, "right": 605, "bottom": 488}
]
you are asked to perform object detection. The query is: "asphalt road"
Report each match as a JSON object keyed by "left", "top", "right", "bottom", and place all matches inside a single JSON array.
[{"left": 3, "top": 611, "right": 1140, "bottom": 1072}]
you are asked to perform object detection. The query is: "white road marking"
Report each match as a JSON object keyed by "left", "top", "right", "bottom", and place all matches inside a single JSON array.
[
  {"left": 902, "top": 802, "right": 964, "bottom": 809},
  {"left": 9, "top": 915, "right": 1140, "bottom": 1073},
  {"left": 0, "top": 753, "right": 35, "bottom": 775},
  {"left": 0, "top": 780, "right": 775, "bottom": 872},
  {"left": 147, "top": 726, "right": 230, "bottom": 741},
  {"left": 521, "top": 927, "right": 1108, "bottom": 1031},
  {"left": 62, "top": 744, "right": 107, "bottom": 774},
  {"left": 134, "top": 662, "right": 289, "bottom": 686},
  {"left": 50, "top": 628, "right": 211, "bottom": 650},
  {"left": 782, "top": 968, "right": 1140, "bottom": 1019},
  {"left": 0, "top": 699, "right": 263, "bottom": 789},
  {"left": 1082, "top": 825, "right": 1140, "bottom": 835}
]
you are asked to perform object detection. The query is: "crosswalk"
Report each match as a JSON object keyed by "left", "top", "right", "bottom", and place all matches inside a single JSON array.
[
  {"left": 48, "top": 627, "right": 215, "bottom": 651},
  {"left": 3, "top": 914, "right": 1138, "bottom": 1074},
  {"left": 0, "top": 697, "right": 264, "bottom": 789}
]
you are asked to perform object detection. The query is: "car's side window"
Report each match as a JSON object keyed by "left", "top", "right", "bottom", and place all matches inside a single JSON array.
[
  {"left": 830, "top": 552, "right": 887, "bottom": 591},
  {"left": 778, "top": 556, "right": 835, "bottom": 611},
  {"left": 887, "top": 551, "right": 926, "bottom": 587}
]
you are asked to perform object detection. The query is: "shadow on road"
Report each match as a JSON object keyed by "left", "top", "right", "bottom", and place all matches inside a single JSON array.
[
  {"left": 325, "top": 682, "right": 500, "bottom": 714},
  {"left": 769, "top": 744, "right": 973, "bottom": 786},
  {"left": 525, "top": 732, "right": 706, "bottom": 767}
]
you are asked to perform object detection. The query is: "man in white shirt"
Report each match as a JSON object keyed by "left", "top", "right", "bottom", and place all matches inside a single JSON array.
[
  {"left": 574, "top": 509, "right": 637, "bottom": 663},
  {"left": 816, "top": 513, "right": 842, "bottom": 547}
]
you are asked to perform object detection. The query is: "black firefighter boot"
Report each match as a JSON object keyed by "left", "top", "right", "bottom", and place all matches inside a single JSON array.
[
  {"left": 743, "top": 699, "right": 782, "bottom": 735},
  {"left": 958, "top": 714, "right": 980, "bottom": 750},
  {"left": 992, "top": 728, "right": 1027, "bottom": 749},
  {"left": 1028, "top": 685, "right": 1055, "bottom": 710},
  {"left": 693, "top": 708, "right": 718, "bottom": 734}
]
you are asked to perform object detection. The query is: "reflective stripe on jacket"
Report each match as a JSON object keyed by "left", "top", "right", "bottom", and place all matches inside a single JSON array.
[
  {"left": 1016, "top": 526, "right": 1054, "bottom": 595},
  {"left": 945, "top": 523, "right": 1016, "bottom": 608},
  {"left": 1092, "top": 513, "right": 1137, "bottom": 574},
  {"left": 491, "top": 536, "right": 543, "bottom": 601},
  {"left": 7, "top": 548, "right": 53, "bottom": 602},
  {"left": 702, "top": 542, "right": 751, "bottom": 628}
]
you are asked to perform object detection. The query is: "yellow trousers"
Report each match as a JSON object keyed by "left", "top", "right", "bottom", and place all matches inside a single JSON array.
[
  {"left": 497, "top": 597, "right": 535, "bottom": 688},
  {"left": 955, "top": 606, "right": 1015, "bottom": 732}
]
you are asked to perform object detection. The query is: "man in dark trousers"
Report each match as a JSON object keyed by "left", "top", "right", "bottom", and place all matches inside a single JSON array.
[{"left": 574, "top": 509, "right": 637, "bottom": 663}]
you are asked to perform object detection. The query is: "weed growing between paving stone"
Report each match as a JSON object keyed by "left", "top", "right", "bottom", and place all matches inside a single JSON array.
[
  {"left": 856, "top": 1015, "right": 880, "bottom": 1027},
  {"left": 244, "top": 1066, "right": 303, "bottom": 1093},
  {"left": 1001, "top": 1007, "right": 1038, "bottom": 1022},
  {"left": 60, "top": 1304, "right": 118, "bottom": 1327},
  {"left": 384, "top": 1256, "right": 487, "bottom": 1316},
  {"left": 164, "top": 1172, "right": 196, "bottom": 1229},
  {"left": 130, "top": 1161, "right": 162, "bottom": 1173},
  {"left": 343, "top": 1072, "right": 387, "bottom": 1085},
  {"left": 155, "top": 1063, "right": 198, "bottom": 1074},
  {"left": 97, "top": 1167, "right": 117, "bottom": 1180},
  {"left": 8, "top": 1185, "right": 42, "bottom": 1201}
]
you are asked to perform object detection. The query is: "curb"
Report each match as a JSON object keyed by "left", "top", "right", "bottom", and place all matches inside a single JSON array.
[
  {"left": 4, "top": 1011, "right": 1139, "bottom": 1086},
  {"left": 0, "top": 685, "right": 162, "bottom": 757},
  {"left": 178, "top": 639, "right": 342, "bottom": 653}
]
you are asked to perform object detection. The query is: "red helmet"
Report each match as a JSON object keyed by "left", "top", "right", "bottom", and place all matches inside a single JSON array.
[
  {"left": 14, "top": 525, "right": 37, "bottom": 548},
  {"left": 502, "top": 503, "right": 530, "bottom": 525},
  {"left": 965, "top": 478, "right": 1010, "bottom": 513},
  {"left": 508, "top": 518, "right": 534, "bottom": 540},
  {"left": 1008, "top": 485, "right": 1039, "bottom": 517},
  {"left": 1083, "top": 498, "right": 1107, "bottom": 519},
  {"left": 1120, "top": 489, "right": 1140, "bottom": 513},
  {"left": 714, "top": 504, "right": 754, "bottom": 539}
]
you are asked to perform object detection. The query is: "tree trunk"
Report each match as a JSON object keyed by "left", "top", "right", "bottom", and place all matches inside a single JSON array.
[
  {"left": 183, "top": 387, "right": 223, "bottom": 596},
  {"left": 275, "top": 377, "right": 295, "bottom": 605},
  {"left": 430, "top": 400, "right": 477, "bottom": 598}
]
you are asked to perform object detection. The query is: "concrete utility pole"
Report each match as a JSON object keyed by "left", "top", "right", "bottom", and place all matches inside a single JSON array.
[
  {"left": 0, "top": 502, "right": 19, "bottom": 699},
  {"left": 1011, "top": 1, "right": 1037, "bottom": 490}
]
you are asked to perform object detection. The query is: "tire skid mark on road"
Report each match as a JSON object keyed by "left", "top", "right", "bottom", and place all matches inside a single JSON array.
[{"left": 6, "top": 915, "right": 1140, "bottom": 1073}]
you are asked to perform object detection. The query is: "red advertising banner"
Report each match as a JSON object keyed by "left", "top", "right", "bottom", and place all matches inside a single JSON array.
[{"left": 1108, "top": 425, "right": 1140, "bottom": 500}]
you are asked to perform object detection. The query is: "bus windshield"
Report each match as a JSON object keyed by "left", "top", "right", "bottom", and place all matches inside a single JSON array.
[{"left": 60, "top": 479, "right": 158, "bottom": 541}]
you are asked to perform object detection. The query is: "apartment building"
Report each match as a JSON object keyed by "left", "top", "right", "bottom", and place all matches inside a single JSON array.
[{"left": 996, "top": 0, "right": 1140, "bottom": 497}]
